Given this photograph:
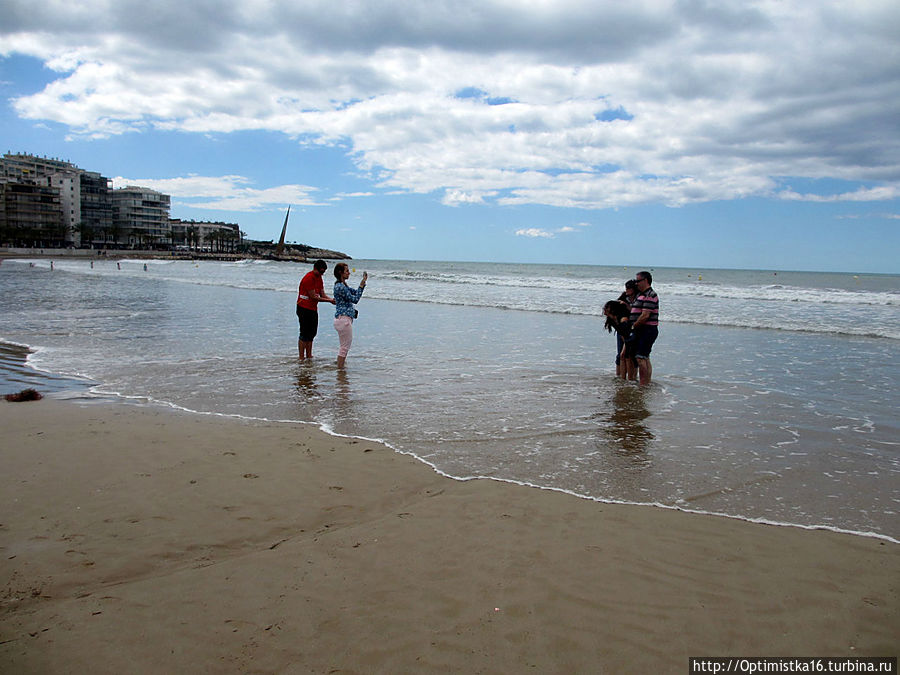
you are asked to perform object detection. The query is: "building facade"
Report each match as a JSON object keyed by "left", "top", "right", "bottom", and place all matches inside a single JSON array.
[
  {"left": 170, "top": 219, "right": 241, "bottom": 252},
  {"left": 0, "top": 153, "right": 83, "bottom": 246},
  {"left": 0, "top": 153, "right": 248, "bottom": 252},
  {"left": 0, "top": 182, "right": 66, "bottom": 247},
  {"left": 79, "top": 171, "right": 114, "bottom": 247},
  {"left": 111, "top": 186, "right": 172, "bottom": 249}
]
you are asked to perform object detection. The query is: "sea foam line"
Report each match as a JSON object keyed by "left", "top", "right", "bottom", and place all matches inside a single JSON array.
[
  {"left": 54, "top": 378, "right": 900, "bottom": 547},
  {"left": 3, "top": 336, "right": 898, "bottom": 545}
]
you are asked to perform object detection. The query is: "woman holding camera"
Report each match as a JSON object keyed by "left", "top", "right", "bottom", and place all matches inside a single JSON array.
[{"left": 333, "top": 263, "right": 367, "bottom": 368}]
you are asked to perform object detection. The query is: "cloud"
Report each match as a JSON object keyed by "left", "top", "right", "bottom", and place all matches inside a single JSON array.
[
  {"left": 515, "top": 228, "right": 555, "bottom": 239},
  {"left": 332, "top": 191, "right": 375, "bottom": 199},
  {"left": 441, "top": 189, "right": 494, "bottom": 206},
  {"left": 835, "top": 212, "right": 900, "bottom": 220},
  {"left": 777, "top": 186, "right": 900, "bottom": 203},
  {"left": 4, "top": 0, "right": 900, "bottom": 209},
  {"left": 112, "top": 174, "right": 324, "bottom": 211},
  {"left": 515, "top": 222, "right": 586, "bottom": 238}
]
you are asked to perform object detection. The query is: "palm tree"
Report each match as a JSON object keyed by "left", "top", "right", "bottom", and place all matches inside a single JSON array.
[
  {"left": 108, "top": 222, "right": 122, "bottom": 249},
  {"left": 208, "top": 230, "right": 220, "bottom": 253},
  {"left": 76, "top": 221, "right": 93, "bottom": 248},
  {"left": 188, "top": 226, "right": 200, "bottom": 252}
]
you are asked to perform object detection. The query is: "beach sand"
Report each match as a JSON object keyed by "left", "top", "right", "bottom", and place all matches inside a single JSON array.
[{"left": 1, "top": 399, "right": 896, "bottom": 674}]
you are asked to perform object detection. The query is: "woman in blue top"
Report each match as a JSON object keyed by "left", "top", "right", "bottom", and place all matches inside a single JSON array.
[{"left": 333, "top": 263, "right": 367, "bottom": 368}]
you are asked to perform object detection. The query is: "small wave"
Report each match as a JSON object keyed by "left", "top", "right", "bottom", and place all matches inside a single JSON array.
[
  {"left": 0, "top": 337, "right": 34, "bottom": 351},
  {"left": 665, "top": 283, "right": 897, "bottom": 306},
  {"left": 120, "top": 258, "right": 175, "bottom": 266},
  {"left": 360, "top": 293, "right": 900, "bottom": 339}
]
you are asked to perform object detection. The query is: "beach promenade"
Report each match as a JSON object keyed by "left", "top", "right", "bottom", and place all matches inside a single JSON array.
[{"left": 1, "top": 398, "right": 896, "bottom": 673}]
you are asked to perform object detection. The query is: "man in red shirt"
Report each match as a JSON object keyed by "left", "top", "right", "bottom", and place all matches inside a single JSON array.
[{"left": 296, "top": 260, "right": 335, "bottom": 359}]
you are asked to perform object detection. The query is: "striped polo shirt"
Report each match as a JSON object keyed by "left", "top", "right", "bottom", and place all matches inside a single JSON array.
[{"left": 630, "top": 287, "right": 659, "bottom": 326}]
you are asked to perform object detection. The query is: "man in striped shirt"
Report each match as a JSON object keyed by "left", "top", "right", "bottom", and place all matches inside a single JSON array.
[{"left": 630, "top": 271, "right": 659, "bottom": 386}]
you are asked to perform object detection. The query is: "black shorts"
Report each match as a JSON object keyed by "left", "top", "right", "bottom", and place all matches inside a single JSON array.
[
  {"left": 297, "top": 306, "right": 319, "bottom": 342},
  {"left": 633, "top": 325, "right": 658, "bottom": 360}
]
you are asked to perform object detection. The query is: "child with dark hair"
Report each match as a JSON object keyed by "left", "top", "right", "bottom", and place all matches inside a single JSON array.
[
  {"left": 618, "top": 279, "right": 637, "bottom": 305},
  {"left": 603, "top": 300, "right": 636, "bottom": 380}
]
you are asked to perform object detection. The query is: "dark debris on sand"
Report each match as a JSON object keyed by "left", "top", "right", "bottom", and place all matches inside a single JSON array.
[{"left": 4, "top": 388, "right": 43, "bottom": 402}]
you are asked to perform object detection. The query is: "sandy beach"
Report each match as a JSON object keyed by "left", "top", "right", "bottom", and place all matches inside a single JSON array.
[{"left": 1, "top": 398, "right": 897, "bottom": 674}]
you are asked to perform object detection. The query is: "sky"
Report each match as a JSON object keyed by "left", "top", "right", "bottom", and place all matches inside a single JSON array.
[{"left": 1, "top": 0, "right": 899, "bottom": 273}]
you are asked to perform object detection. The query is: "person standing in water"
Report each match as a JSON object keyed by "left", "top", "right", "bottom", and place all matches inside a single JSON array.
[
  {"left": 630, "top": 271, "right": 659, "bottom": 386},
  {"left": 332, "top": 263, "right": 367, "bottom": 369},
  {"left": 603, "top": 299, "right": 636, "bottom": 380},
  {"left": 296, "top": 260, "right": 334, "bottom": 359},
  {"left": 615, "top": 279, "right": 637, "bottom": 379}
]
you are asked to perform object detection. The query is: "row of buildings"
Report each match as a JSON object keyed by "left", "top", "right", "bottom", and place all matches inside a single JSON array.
[{"left": 0, "top": 153, "right": 242, "bottom": 251}]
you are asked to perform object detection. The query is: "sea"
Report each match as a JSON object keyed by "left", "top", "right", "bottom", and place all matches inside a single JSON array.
[{"left": 1, "top": 257, "right": 898, "bottom": 542}]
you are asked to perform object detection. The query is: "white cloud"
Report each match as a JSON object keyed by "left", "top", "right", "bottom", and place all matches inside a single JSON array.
[
  {"left": 441, "top": 188, "right": 494, "bottom": 206},
  {"left": 516, "top": 222, "right": 585, "bottom": 238},
  {"left": 777, "top": 186, "right": 900, "bottom": 203},
  {"left": 112, "top": 174, "right": 324, "bottom": 210},
  {"left": 836, "top": 212, "right": 900, "bottom": 222},
  {"left": 516, "top": 228, "right": 555, "bottom": 239},
  {"left": 4, "top": 0, "right": 900, "bottom": 209},
  {"left": 332, "top": 192, "right": 375, "bottom": 199}
]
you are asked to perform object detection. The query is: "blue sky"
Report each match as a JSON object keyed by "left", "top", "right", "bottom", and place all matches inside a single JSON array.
[{"left": 2, "top": 1, "right": 898, "bottom": 273}]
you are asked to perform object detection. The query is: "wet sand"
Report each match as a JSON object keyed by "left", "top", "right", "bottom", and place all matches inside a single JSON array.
[{"left": 1, "top": 399, "right": 897, "bottom": 673}]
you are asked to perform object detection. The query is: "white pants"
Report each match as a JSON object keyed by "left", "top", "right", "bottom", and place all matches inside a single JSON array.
[{"left": 334, "top": 315, "right": 353, "bottom": 357}]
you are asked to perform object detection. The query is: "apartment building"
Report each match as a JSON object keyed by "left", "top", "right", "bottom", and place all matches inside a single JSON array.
[
  {"left": 0, "top": 153, "right": 81, "bottom": 246},
  {"left": 0, "top": 153, "right": 122, "bottom": 247},
  {"left": 0, "top": 182, "right": 65, "bottom": 246},
  {"left": 0, "top": 153, "right": 246, "bottom": 252},
  {"left": 79, "top": 171, "right": 114, "bottom": 246},
  {"left": 111, "top": 186, "right": 172, "bottom": 248}
]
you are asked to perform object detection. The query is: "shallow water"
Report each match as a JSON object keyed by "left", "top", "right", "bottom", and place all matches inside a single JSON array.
[{"left": 1, "top": 258, "right": 897, "bottom": 540}]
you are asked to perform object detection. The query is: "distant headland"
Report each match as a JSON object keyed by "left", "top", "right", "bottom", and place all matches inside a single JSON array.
[{"left": 0, "top": 240, "right": 351, "bottom": 263}]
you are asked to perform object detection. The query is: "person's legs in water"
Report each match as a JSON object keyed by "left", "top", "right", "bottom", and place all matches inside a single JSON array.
[
  {"left": 633, "top": 326, "right": 657, "bottom": 385},
  {"left": 297, "top": 307, "right": 318, "bottom": 359},
  {"left": 334, "top": 315, "right": 353, "bottom": 368}
]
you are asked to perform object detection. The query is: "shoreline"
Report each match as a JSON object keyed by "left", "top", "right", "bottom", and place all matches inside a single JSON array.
[
  {"left": 1, "top": 337, "right": 897, "bottom": 545},
  {"left": 0, "top": 248, "right": 351, "bottom": 263},
  {"left": 1, "top": 397, "right": 897, "bottom": 672}
]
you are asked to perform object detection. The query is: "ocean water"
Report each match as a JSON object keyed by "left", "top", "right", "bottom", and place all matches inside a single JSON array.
[{"left": 1, "top": 257, "right": 898, "bottom": 541}]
